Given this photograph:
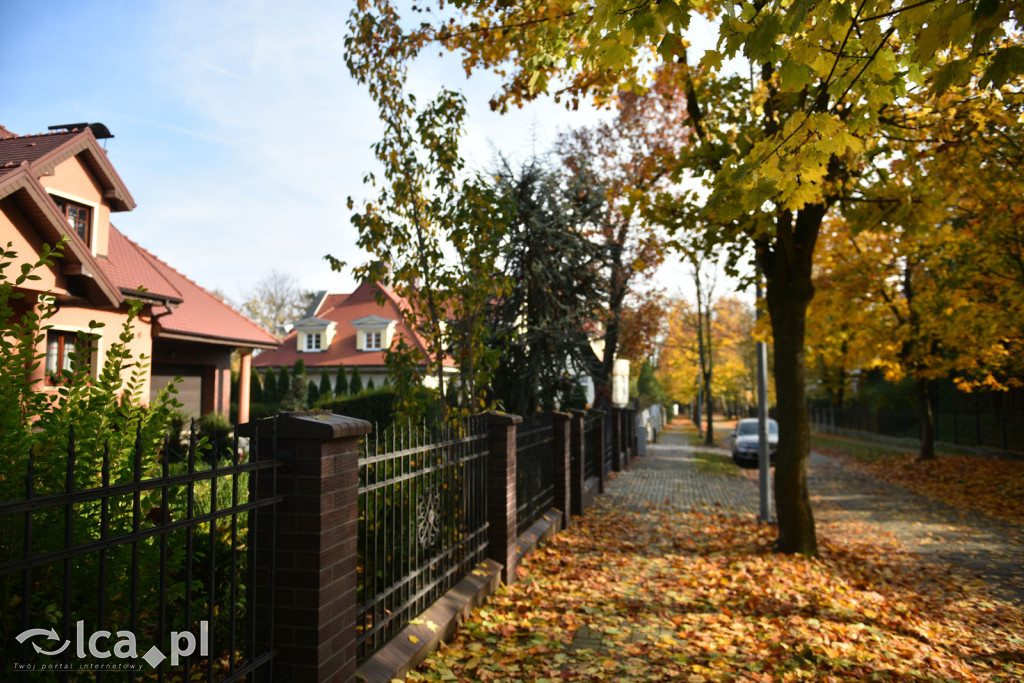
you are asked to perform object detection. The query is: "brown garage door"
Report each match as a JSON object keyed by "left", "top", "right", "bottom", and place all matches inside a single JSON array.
[{"left": 151, "top": 368, "right": 202, "bottom": 419}]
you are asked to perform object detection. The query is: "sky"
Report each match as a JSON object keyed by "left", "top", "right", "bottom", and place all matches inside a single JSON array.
[{"left": 1, "top": 0, "right": 746, "bottom": 310}]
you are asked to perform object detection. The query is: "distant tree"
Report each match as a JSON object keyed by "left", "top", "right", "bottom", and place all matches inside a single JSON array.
[
  {"left": 280, "top": 362, "right": 307, "bottom": 412},
  {"left": 307, "top": 380, "right": 320, "bottom": 406},
  {"left": 276, "top": 366, "right": 290, "bottom": 403},
  {"left": 262, "top": 368, "right": 277, "bottom": 404},
  {"left": 250, "top": 368, "right": 263, "bottom": 403},
  {"left": 366, "top": 377, "right": 375, "bottom": 391},
  {"left": 486, "top": 156, "right": 605, "bottom": 415},
  {"left": 636, "top": 360, "right": 663, "bottom": 408},
  {"left": 238, "top": 270, "right": 314, "bottom": 338},
  {"left": 349, "top": 367, "right": 364, "bottom": 395},
  {"left": 334, "top": 366, "right": 349, "bottom": 396},
  {"left": 318, "top": 372, "right": 333, "bottom": 400}
]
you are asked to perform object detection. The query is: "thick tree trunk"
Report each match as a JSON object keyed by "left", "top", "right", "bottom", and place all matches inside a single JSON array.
[
  {"left": 915, "top": 376, "right": 936, "bottom": 461},
  {"left": 759, "top": 206, "right": 823, "bottom": 557}
]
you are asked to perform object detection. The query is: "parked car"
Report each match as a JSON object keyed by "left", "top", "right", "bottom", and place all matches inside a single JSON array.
[{"left": 730, "top": 417, "right": 779, "bottom": 468}]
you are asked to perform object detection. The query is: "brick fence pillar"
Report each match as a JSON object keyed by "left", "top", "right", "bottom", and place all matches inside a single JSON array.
[
  {"left": 242, "top": 410, "right": 372, "bottom": 683},
  {"left": 569, "top": 410, "right": 586, "bottom": 518},
  {"left": 485, "top": 411, "right": 521, "bottom": 584},
  {"left": 550, "top": 411, "right": 571, "bottom": 529},
  {"left": 611, "top": 408, "right": 624, "bottom": 472}
]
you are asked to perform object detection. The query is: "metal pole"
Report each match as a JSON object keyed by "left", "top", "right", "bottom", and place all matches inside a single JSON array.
[{"left": 756, "top": 279, "right": 773, "bottom": 523}]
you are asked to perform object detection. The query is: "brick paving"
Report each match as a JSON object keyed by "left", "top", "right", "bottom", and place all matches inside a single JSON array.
[{"left": 601, "top": 428, "right": 761, "bottom": 515}]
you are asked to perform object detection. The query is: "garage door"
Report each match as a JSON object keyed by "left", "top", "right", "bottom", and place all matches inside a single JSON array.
[{"left": 151, "top": 368, "right": 202, "bottom": 419}]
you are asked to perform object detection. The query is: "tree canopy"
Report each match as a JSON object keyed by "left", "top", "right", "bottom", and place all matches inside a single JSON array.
[{"left": 346, "top": 0, "right": 1024, "bottom": 554}]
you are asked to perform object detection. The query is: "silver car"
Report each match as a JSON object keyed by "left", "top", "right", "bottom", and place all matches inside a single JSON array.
[{"left": 730, "top": 418, "right": 779, "bottom": 468}]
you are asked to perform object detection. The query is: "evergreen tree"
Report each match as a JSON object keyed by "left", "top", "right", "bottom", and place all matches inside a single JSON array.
[
  {"left": 308, "top": 380, "right": 320, "bottom": 405},
  {"left": 263, "top": 368, "right": 278, "bottom": 404},
  {"left": 637, "top": 360, "right": 661, "bottom": 408},
  {"left": 277, "top": 366, "right": 290, "bottom": 403},
  {"left": 318, "top": 371, "right": 333, "bottom": 400},
  {"left": 350, "top": 366, "right": 364, "bottom": 394},
  {"left": 250, "top": 368, "right": 263, "bottom": 403},
  {"left": 335, "top": 366, "right": 349, "bottom": 396},
  {"left": 367, "top": 377, "right": 375, "bottom": 391},
  {"left": 280, "top": 361, "right": 307, "bottom": 412},
  {"left": 487, "top": 157, "right": 605, "bottom": 416}
]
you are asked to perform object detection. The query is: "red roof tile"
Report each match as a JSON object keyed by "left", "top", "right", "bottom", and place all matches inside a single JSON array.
[
  {"left": 97, "top": 227, "right": 183, "bottom": 302},
  {"left": 103, "top": 228, "right": 278, "bottom": 349}
]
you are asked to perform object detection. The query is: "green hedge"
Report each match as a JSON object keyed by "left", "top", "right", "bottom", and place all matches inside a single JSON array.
[{"left": 316, "top": 388, "right": 398, "bottom": 430}]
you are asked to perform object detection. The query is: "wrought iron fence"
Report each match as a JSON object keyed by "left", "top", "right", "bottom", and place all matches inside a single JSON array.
[
  {"left": 810, "top": 405, "right": 1024, "bottom": 453},
  {"left": 515, "top": 414, "right": 555, "bottom": 536},
  {"left": 356, "top": 417, "right": 490, "bottom": 663},
  {"left": 0, "top": 426, "right": 281, "bottom": 682}
]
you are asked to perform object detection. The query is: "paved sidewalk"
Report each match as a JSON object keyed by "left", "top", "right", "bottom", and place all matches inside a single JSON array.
[{"left": 598, "top": 423, "right": 1023, "bottom": 605}]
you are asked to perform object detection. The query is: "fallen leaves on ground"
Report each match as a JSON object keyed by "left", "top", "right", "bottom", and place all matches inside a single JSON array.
[
  {"left": 408, "top": 502, "right": 1023, "bottom": 682},
  {"left": 815, "top": 437, "right": 1024, "bottom": 523}
]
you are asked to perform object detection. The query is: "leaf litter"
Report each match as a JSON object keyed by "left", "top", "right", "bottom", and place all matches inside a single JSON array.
[{"left": 408, "top": 497, "right": 1024, "bottom": 682}]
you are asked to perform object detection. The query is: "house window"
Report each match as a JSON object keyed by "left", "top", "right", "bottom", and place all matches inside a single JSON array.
[
  {"left": 46, "top": 330, "right": 83, "bottom": 384},
  {"left": 305, "top": 332, "right": 322, "bottom": 351},
  {"left": 53, "top": 197, "right": 92, "bottom": 244},
  {"left": 364, "top": 331, "right": 382, "bottom": 350}
]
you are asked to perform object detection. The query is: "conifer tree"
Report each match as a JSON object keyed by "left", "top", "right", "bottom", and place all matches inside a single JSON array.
[
  {"left": 318, "top": 371, "right": 333, "bottom": 399},
  {"left": 263, "top": 368, "right": 278, "bottom": 404},
  {"left": 335, "top": 366, "right": 349, "bottom": 396},
  {"left": 349, "top": 366, "right": 364, "bottom": 395}
]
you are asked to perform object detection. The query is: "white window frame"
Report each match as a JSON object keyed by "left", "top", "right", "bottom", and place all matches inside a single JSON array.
[
  {"left": 364, "top": 330, "right": 382, "bottom": 350},
  {"left": 305, "top": 332, "right": 322, "bottom": 351}
]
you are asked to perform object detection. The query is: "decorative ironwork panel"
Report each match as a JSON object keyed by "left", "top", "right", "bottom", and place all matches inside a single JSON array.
[{"left": 356, "top": 416, "right": 490, "bottom": 663}]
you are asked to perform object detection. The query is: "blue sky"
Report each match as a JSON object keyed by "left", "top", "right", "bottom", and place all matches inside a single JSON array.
[{"left": 1, "top": 0, "right": 614, "bottom": 303}]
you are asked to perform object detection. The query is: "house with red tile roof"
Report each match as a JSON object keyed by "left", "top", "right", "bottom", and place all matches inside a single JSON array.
[
  {"left": 0, "top": 123, "right": 278, "bottom": 421},
  {"left": 252, "top": 280, "right": 456, "bottom": 392}
]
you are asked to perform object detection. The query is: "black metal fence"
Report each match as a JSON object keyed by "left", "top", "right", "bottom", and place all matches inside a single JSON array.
[
  {"left": 515, "top": 414, "right": 555, "bottom": 536},
  {"left": 583, "top": 410, "right": 603, "bottom": 483},
  {"left": 0, "top": 427, "right": 281, "bottom": 682},
  {"left": 810, "top": 405, "right": 1024, "bottom": 453},
  {"left": 356, "top": 417, "right": 490, "bottom": 663}
]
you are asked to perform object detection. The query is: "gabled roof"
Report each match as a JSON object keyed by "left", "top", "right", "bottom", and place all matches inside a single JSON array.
[
  {"left": 1, "top": 124, "right": 277, "bottom": 351},
  {"left": 0, "top": 127, "right": 134, "bottom": 211},
  {"left": 253, "top": 280, "right": 448, "bottom": 369},
  {"left": 0, "top": 164, "right": 122, "bottom": 307},
  {"left": 100, "top": 228, "right": 278, "bottom": 349}
]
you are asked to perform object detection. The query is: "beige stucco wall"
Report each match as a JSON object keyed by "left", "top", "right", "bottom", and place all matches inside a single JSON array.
[
  {"left": 0, "top": 197, "right": 68, "bottom": 295},
  {"left": 39, "top": 157, "right": 112, "bottom": 257},
  {"left": 33, "top": 303, "right": 155, "bottom": 402}
]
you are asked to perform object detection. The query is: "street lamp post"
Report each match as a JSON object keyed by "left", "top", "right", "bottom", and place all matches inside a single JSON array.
[{"left": 756, "top": 278, "right": 774, "bottom": 523}]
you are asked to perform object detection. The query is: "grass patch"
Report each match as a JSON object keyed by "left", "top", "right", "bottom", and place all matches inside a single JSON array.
[
  {"left": 811, "top": 434, "right": 909, "bottom": 463},
  {"left": 693, "top": 450, "right": 740, "bottom": 475}
]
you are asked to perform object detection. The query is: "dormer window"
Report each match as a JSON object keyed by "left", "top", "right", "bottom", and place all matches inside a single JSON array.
[
  {"left": 53, "top": 197, "right": 92, "bottom": 244},
  {"left": 294, "top": 317, "right": 335, "bottom": 353},
  {"left": 352, "top": 315, "right": 396, "bottom": 352}
]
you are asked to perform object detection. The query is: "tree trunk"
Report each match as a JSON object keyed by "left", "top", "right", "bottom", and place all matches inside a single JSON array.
[
  {"left": 759, "top": 206, "right": 822, "bottom": 557},
  {"left": 703, "top": 374, "right": 714, "bottom": 446},
  {"left": 915, "top": 376, "right": 936, "bottom": 461}
]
